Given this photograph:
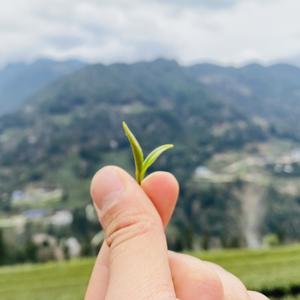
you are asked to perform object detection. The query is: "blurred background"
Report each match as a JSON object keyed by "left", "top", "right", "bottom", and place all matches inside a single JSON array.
[{"left": 1, "top": 0, "right": 300, "bottom": 299}]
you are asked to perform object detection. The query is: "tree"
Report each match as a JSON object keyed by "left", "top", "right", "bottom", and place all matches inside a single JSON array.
[{"left": 0, "top": 230, "right": 7, "bottom": 265}]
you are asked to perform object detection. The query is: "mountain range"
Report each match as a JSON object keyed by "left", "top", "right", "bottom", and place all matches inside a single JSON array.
[
  {"left": 1, "top": 58, "right": 300, "bottom": 249},
  {"left": 0, "top": 59, "right": 85, "bottom": 115}
]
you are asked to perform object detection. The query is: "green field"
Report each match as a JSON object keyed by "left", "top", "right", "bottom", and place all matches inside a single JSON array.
[
  {"left": 195, "top": 244, "right": 300, "bottom": 298},
  {"left": 1, "top": 244, "right": 300, "bottom": 300}
]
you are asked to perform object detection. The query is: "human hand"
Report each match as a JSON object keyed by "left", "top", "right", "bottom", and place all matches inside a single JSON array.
[{"left": 85, "top": 166, "right": 269, "bottom": 300}]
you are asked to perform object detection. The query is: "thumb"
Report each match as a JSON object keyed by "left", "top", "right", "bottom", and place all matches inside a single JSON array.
[{"left": 90, "top": 166, "right": 176, "bottom": 300}]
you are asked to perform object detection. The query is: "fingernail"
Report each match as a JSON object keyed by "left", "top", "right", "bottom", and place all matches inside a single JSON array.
[{"left": 92, "top": 167, "right": 125, "bottom": 211}]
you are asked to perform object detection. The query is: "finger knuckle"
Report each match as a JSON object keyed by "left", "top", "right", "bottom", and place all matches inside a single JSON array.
[{"left": 102, "top": 203, "right": 159, "bottom": 249}]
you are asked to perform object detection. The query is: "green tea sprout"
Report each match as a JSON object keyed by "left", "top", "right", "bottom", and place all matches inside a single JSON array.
[{"left": 122, "top": 121, "right": 174, "bottom": 184}]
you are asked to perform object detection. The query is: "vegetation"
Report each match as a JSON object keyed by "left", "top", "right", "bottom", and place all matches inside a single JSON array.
[
  {"left": 196, "top": 244, "right": 300, "bottom": 298},
  {"left": 187, "top": 63, "right": 300, "bottom": 141},
  {"left": 1, "top": 59, "right": 300, "bottom": 263},
  {"left": 0, "top": 259, "right": 91, "bottom": 300},
  {"left": 122, "top": 121, "right": 173, "bottom": 184},
  {"left": 1, "top": 244, "right": 300, "bottom": 300}
]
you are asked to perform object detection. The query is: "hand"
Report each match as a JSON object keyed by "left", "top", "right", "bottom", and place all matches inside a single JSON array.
[{"left": 85, "top": 166, "right": 269, "bottom": 300}]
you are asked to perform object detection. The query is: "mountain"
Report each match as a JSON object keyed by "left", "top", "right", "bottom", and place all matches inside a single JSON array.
[
  {"left": 1, "top": 59, "right": 300, "bottom": 254},
  {"left": 0, "top": 58, "right": 85, "bottom": 115},
  {"left": 280, "top": 54, "right": 300, "bottom": 67},
  {"left": 188, "top": 63, "right": 300, "bottom": 140},
  {"left": 0, "top": 59, "right": 266, "bottom": 197}
]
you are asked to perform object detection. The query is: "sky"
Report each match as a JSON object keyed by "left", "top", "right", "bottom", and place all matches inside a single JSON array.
[{"left": 1, "top": 0, "right": 300, "bottom": 67}]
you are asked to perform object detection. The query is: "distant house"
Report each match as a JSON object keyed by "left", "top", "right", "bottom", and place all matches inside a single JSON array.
[
  {"left": 11, "top": 187, "right": 63, "bottom": 207},
  {"left": 63, "top": 237, "right": 81, "bottom": 258},
  {"left": 22, "top": 209, "right": 48, "bottom": 221},
  {"left": 194, "top": 166, "right": 213, "bottom": 178},
  {"left": 48, "top": 210, "right": 73, "bottom": 227}
]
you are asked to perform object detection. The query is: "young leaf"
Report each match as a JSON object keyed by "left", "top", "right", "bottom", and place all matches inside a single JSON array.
[
  {"left": 122, "top": 121, "right": 174, "bottom": 184},
  {"left": 141, "top": 144, "right": 174, "bottom": 180},
  {"left": 122, "top": 121, "right": 144, "bottom": 183}
]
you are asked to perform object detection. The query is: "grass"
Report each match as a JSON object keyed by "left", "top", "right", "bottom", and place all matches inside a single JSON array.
[
  {"left": 194, "top": 244, "right": 300, "bottom": 298},
  {"left": 0, "top": 259, "right": 91, "bottom": 300},
  {"left": 1, "top": 244, "right": 300, "bottom": 299}
]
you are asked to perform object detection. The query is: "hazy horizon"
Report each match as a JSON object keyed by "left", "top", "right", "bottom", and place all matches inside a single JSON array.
[{"left": 1, "top": 54, "right": 299, "bottom": 70}]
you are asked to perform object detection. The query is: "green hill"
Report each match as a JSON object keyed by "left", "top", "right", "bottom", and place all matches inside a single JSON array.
[{"left": 0, "top": 59, "right": 266, "bottom": 206}]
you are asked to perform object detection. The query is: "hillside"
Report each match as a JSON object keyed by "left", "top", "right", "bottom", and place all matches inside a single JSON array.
[
  {"left": 188, "top": 63, "right": 300, "bottom": 140},
  {"left": 1, "top": 59, "right": 300, "bottom": 263},
  {"left": 0, "top": 59, "right": 267, "bottom": 204},
  {"left": 0, "top": 59, "right": 85, "bottom": 115}
]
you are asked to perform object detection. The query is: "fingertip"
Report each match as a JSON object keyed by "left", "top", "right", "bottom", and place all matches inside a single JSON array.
[
  {"left": 90, "top": 165, "right": 133, "bottom": 207},
  {"left": 143, "top": 171, "right": 179, "bottom": 193},
  {"left": 142, "top": 171, "right": 179, "bottom": 226},
  {"left": 142, "top": 171, "right": 179, "bottom": 204}
]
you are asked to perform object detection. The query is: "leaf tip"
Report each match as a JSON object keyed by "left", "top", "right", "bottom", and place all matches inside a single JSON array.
[{"left": 122, "top": 121, "right": 128, "bottom": 132}]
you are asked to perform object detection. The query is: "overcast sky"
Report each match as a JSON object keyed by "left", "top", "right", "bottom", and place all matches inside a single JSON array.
[{"left": 1, "top": 0, "right": 300, "bottom": 66}]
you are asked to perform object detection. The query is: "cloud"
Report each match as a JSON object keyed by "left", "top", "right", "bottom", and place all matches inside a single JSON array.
[
  {"left": 169, "top": 0, "right": 238, "bottom": 9},
  {"left": 0, "top": 0, "right": 300, "bottom": 66}
]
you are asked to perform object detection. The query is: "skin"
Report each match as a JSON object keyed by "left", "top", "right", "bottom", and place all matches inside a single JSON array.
[{"left": 85, "top": 166, "right": 269, "bottom": 300}]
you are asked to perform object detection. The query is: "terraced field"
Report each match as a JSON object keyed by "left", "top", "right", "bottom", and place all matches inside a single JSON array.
[{"left": 0, "top": 244, "right": 299, "bottom": 299}]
